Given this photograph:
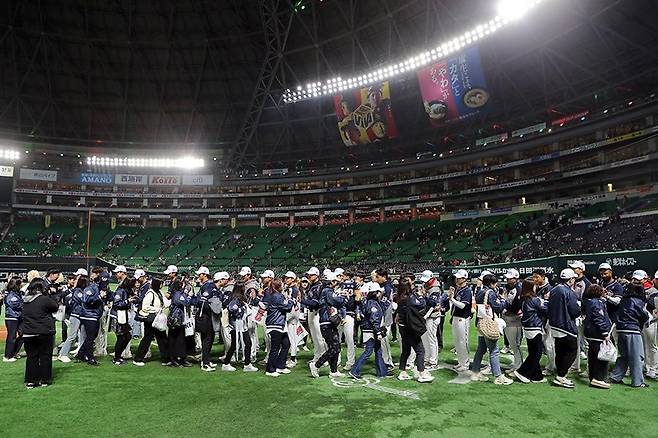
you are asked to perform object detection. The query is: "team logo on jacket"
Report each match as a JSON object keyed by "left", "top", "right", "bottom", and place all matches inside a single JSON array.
[{"left": 115, "top": 295, "right": 121, "bottom": 300}]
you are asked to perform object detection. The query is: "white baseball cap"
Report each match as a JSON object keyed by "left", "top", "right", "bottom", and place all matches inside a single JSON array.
[
  {"left": 419, "top": 270, "right": 434, "bottom": 283},
  {"left": 364, "top": 281, "right": 382, "bottom": 293},
  {"left": 334, "top": 268, "right": 345, "bottom": 276},
  {"left": 632, "top": 270, "right": 648, "bottom": 281},
  {"left": 324, "top": 271, "right": 337, "bottom": 282},
  {"left": 306, "top": 267, "right": 320, "bottom": 276},
  {"left": 260, "top": 269, "right": 275, "bottom": 278},
  {"left": 134, "top": 269, "right": 146, "bottom": 279},
  {"left": 113, "top": 265, "right": 127, "bottom": 273},
  {"left": 74, "top": 268, "right": 88, "bottom": 277},
  {"left": 300, "top": 276, "right": 309, "bottom": 282},
  {"left": 504, "top": 268, "right": 520, "bottom": 279},
  {"left": 213, "top": 271, "right": 230, "bottom": 281},
  {"left": 238, "top": 266, "right": 252, "bottom": 276},
  {"left": 164, "top": 265, "right": 178, "bottom": 274},
  {"left": 195, "top": 266, "right": 210, "bottom": 275},
  {"left": 560, "top": 268, "right": 578, "bottom": 280},
  {"left": 454, "top": 269, "right": 469, "bottom": 279},
  {"left": 568, "top": 261, "right": 586, "bottom": 271},
  {"left": 284, "top": 271, "right": 297, "bottom": 279},
  {"left": 598, "top": 263, "right": 612, "bottom": 271},
  {"left": 479, "top": 270, "right": 494, "bottom": 280}
]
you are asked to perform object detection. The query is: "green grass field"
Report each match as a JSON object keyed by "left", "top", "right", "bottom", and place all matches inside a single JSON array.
[{"left": 1, "top": 317, "right": 656, "bottom": 438}]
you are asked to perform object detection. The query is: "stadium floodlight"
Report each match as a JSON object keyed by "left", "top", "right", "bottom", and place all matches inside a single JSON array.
[
  {"left": 86, "top": 155, "right": 204, "bottom": 169},
  {"left": 283, "top": 0, "right": 547, "bottom": 103},
  {"left": 1, "top": 149, "right": 21, "bottom": 161}
]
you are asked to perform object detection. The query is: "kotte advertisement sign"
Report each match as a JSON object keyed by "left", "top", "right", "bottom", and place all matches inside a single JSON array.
[{"left": 149, "top": 175, "right": 181, "bottom": 186}]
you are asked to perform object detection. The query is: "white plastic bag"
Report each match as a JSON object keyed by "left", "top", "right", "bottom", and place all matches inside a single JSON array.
[
  {"left": 152, "top": 311, "right": 168, "bottom": 332},
  {"left": 183, "top": 309, "right": 195, "bottom": 337},
  {"left": 597, "top": 339, "right": 617, "bottom": 362}
]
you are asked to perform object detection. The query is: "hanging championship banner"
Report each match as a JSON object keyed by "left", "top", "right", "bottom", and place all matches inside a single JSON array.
[
  {"left": 417, "top": 46, "right": 489, "bottom": 125},
  {"left": 334, "top": 81, "right": 398, "bottom": 146}
]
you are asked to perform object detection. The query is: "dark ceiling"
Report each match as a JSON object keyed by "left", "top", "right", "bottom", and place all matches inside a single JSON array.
[{"left": 1, "top": 0, "right": 657, "bottom": 171}]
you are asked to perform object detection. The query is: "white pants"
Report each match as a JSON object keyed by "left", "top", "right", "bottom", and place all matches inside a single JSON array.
[
  {"left": 381, "top": 325, "right": 393, "bottom": 366},
  {"left": 422, "top": 317, "right": 440, "bottom": 366},
  {"left": 94, "top": 308, "right": 110, "bottom": 357},
  {"left": 452, "top": 317, "right": 470, "bottom": 368},
  {"left": 643, "top": 323, "right": 658, "bottom": 374},
  {"left": 544, "top": 323, "right": 556, "bottom": 372},
  {"left": 248, "top": 316, "right": 259, "bottom": 359},
  {"left": 308, "top": 310, "right": 327, "bottom": 362},
  {"left": 338, "top": 315, "right": 356, "bottom": 367},
  {"left": 287, "top": 319, "right": 300, "bottom": 358},
  {"left": 504, "top": 324, "right": 524, "bottom": 370}
]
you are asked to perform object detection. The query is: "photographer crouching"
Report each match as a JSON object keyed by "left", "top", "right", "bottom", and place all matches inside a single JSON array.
[{"left": 21, "top": 276, "right": 59, "bottom": 389}]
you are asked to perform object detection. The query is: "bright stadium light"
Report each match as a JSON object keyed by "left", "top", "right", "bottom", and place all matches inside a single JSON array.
[
  {"left": 1, "top": 149, "right": 21, "bottom": 161},
  {"left": 283, "top": 0, "right": 547, "bottom": 103},
  {"left": 86, "top": 155, "right": 204, "bottom": 169}
]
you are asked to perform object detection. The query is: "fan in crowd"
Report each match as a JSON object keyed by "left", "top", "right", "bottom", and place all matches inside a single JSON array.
[{"left": 2, "top": 262, "right": 657, "bottom": 391}]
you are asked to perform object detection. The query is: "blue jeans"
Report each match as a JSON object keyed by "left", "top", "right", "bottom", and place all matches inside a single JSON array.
[
  {"left": 612, "top": 333, "right": 645, "bottom": 386},
  {"left": 470, "top": 336, "right": 502, "bottom": 377},
  {"left": 351, "top": 337, "right": 387, "bottom": 377}
]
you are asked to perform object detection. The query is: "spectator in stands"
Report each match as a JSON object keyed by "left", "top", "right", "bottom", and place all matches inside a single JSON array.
[
  {"left": 3, "top": 277, "right": 23, "bottom": 362},
  {"left": 611, "top": 278, "right": 650, "bottom": 388},
  {"left": 582, "top": 284, "right": 612, "bottom": 389},
  {"left": 21, "top": 278, "right": 58, "bottom": 388},
  {"left": 548, "top": 268, "right": 581, "bottom": 388}
]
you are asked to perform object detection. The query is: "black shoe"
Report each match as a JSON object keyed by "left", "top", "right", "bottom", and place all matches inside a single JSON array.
[
  {"left": 112, "top": 359, "right": 125, "bottom": 366},
  {"left": 161, "top": 361, "right": 173, "bottom": 366},
  {"left": 633, "top": 383, "right": 650, "bottom": 388},
  {"left": 180, "top": 361, "right": 194, "bottom": 368},
  {"left": 610, "top": 379, "right": 624, "bottom": 384},
  {"left": 25, "top": 382, "right": 39, "bottom": 389},
  {"left": 167, "top": 362, "right": 182, "bottom": 368},
  {"left": 87, "top": 360, "right": 100, "bottom": 366}
]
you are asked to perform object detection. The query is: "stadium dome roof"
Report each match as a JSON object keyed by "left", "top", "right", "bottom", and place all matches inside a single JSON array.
[{"left": 1, "top": 0, "right": 657, "bottom": 171}]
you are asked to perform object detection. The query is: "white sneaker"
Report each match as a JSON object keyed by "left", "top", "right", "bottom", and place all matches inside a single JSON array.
[
  {"left": 494, "top": 375, "right": 514, "bottom": 385},
  {"left": 481, "top": 366, "right": 492, "bottom": 375},
  {"left": 514, "top": 370, "right": 530, "bottom": 384},
  {"left": 132, "top": 361, "right": 145, "bottom": 367},
  {"left": 398, "top": 370, "right": 412, "bottom": 381},
  {"left": 286, "top": 360, "right": 297, "bottom": 368},
  {"left": 3, "top": 357, "right": 17, "bottom": 363},
  {"left": 417, "top": 371, "right": 435, "bottom": 383},
  {"left": 580, "top": 351, "right": 587, "bottom": 360},
  {"left": 243, "top": 364, "right": 258, "bottom": 372},
  {"left": 470, "top": 372, "right": 489, "bottom": 382},
  {"left": 425, "top": 364, "right": 438, "bottom": 372},
  {"left": 309, "top": 362, "right": 320, "bottom": 378},
  {"left": 265, "top": 371, "right": 280, "bottom": 377},
  {"left": 542, "top": 369, "right": 554, "bottom": 376},
  {"left": 453, "top": 365, "right": 470, "bottom": 372},
  {"left": 302, "top": 346, "right": 310, "bottom": 351},
  {"left": 222, "top": 364, "right": 237, "bottom": 372},
  {"left": 590, "top": 379, "right": 610, "bottom": 389},
  {"left": 208, "top": 362, "right": 217, "bottom": 368},
  {"left": 201, "top": 364, "right": 216, "bottom": 372},
  {"left": 277, "top": 368, "right": 292, "bottom": 374},
  {"left": 329, "top": 371, "right": 344, "bottom": 378},
  {"left": 553, "top": 376, "right": 575, "bottom": 388},
  {"left": 57, "top": 356, "right": 71, "bottom": 363},
  {"left": 343, "top": 364, "right": 353, "bottom": 371}
]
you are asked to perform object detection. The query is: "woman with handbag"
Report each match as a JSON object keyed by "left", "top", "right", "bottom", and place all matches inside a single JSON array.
[
  {"left": 469, "top": 274, "right": 513, "bottom": 385},
  {"left": 167, "top": 280, "right": 193, "bottom": 367},
  {"left": 111, "top": 278, "right": 137, "bottom": 365},
  {"left": 582, "top": 284, "right": 613, "bottom": 388},
  {"left": 133, "top": 278, "right": 170, "bottom": 367},
  {"left": 515, "top": 279, "right": 548, "bottom": 383}
]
